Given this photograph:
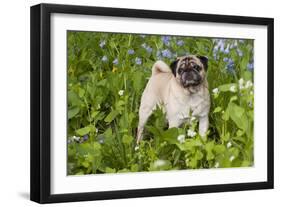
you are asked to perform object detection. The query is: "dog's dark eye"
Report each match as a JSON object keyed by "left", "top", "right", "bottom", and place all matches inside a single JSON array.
[
  {"left": 193, "top": 65, "right": 200, "bottom": 71},
  {"left": 178, "top": 68, "right": 184, "bottom": 74}
]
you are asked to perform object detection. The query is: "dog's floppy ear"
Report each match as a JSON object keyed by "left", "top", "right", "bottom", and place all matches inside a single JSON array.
[
  {"left": 197, "top": 55, "right": 208, "bottom": 71},
  {"left": 170, "top": 59, "right": 179, "bottom": 76}
]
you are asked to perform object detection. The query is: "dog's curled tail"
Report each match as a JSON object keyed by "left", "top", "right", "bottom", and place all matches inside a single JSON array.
[{"left": 152, "top": 60, "right": 172, "bottom": 76}]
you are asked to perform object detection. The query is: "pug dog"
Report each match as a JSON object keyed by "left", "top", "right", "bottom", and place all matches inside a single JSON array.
[{"left": 136, "top": 55, "right": 210, "bottom": 144}]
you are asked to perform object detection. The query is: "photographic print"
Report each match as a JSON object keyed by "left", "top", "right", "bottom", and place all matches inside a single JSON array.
[
  {"left": 31, "top": 4, "right": 273, "bottom": 203},
  {"left": 67, "top": 31, "right": 254, "bottom": 175}
]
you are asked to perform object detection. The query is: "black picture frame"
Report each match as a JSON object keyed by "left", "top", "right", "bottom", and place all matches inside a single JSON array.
[{"left": 30, "top": 3, "right": 274, "bottom": 204}]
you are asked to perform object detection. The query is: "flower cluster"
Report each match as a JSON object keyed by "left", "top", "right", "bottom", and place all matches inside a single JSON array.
[
  {"left": 101, "top": 55, "right": 108, "bottom": 62},
  {"left": 128, "top": 49, "right": 135, "bottom": 55},
  {"left": 141, "top": 43, "right": 153, "bottom": 53},
  {"left": 68, "top": 134, "right": 89, "bottom": 144},
  {"left": 99, "top": 40, "right": 106, "bottom": 48},
  {"left": 161, "top": 36, "right": 171, "bottom": 46},
  {"left": 187, "top": 129, "right": 197, "bottom": 137},
  {"left": 135, "top": 57, "right": 142, "bottom": 65},
  {"left": 238, "top": 78, "right": 253, "bottom": 90},
  {"left": 112, "top": 58, "right": 118, "bottom": 65}
]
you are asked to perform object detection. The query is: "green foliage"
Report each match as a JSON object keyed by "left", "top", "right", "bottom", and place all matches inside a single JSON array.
[{"left": 67, "top": 32, "right": 254, "bottom": 175}]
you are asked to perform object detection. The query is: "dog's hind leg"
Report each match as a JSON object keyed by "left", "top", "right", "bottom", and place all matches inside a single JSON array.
[{"left": 136, "top": 95, "right": 157, "bottom": 144}]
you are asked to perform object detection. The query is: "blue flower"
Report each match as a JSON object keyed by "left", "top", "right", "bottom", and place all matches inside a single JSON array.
[
  {"left": 176, "top": 40, "right": 184, "bottom": 46},
  {"left": 82, "top": 134, "right": 89, "bottom": 142},
  {"left": 146, "top": 46, "right": 153, "bottom": 53},
  {"left": 161, "top": 49, "right": 172, "bottom": 58},
  {"left": 161, "top": 36, "right": 171, "bottom": 46},
  {"left": 99, "top": 40, "right": 106, "bottom": 48},
  {"left": 156, "top": 50, "right": 162, "bottom": 59},
  {"left": 237, "top": 49, "right": 243, "bottom": 57},
  {"left": 223, "top": 57, "right": 229, "bottom": 62},
  {"left": 135, "top": 57, "right": 142, "bottom": 65},
  {"left": 101, "top": 56, "right": 108, "bottom": 62},
  {"left": 226, "top": 59, "right": 235, "bottom": 74},
  {"left": 113, "top": 58, "right": 118, "bottom": 65},
  {"left": 141, "top": 43, "right": 147, "bottom": 48},
  {"left": 141, "top": 43, "right": 152, "bottom": 53},
  {"left": 223, "top": 47, "right": 230, "bottom": 54},
  {"left": 128, "top": 49, "right": 135, "bottom": 55},
  {"left": 247, "top": 62, "right": 254, "bottom": 71}
]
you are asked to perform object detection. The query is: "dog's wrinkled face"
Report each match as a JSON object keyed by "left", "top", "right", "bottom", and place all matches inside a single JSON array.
[{"left": 170, "top": 55, "right": 208, "bottom": 88}]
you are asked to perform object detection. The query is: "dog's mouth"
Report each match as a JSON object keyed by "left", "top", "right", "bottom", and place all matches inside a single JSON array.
[{"left": 180, "top": 70, "right": 202, "bottom": 88}]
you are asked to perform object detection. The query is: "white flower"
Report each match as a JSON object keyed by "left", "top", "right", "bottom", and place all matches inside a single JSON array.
[
  {"left": 230, "top": 85, "right": 236, "bottom": 92},
  {"left": 153, "top": 160, "right": 166, "bottom": 168},
  {"left": 187, "top": 129, "right": 197, "bottom": 137},
  {"left": 227, "top": 142, "right": 232, "bottom": 148},
  {"left": 229, "top": 155, "right": 235, "bottom": 162},
  {"left": 212, "top": 88, "right": 219, "bottom": 94},
  {"left": 177, "top": 134, "right": 185, "bottom": 144},
  {"left": 118, "top": 90, "right": 124, "bottom": 96},
  {"left": 239, "top": 78, "right": 244, "bottom": 89},
  {"left": 190, "top": 116, "right": 197, "bottom": 122},
  {"left": 95, "top": 128, "right": 99, "bottom": 133},
  {"left": 214, "top": 162, "right": 220, "bottom": 168},
  {"left": 245, "top": 80, "right": 253, "bottom": 89},
  {"left": 239, "top": 78, "right": 244, "bottom": 86},
  {"left": 134, "top": 145, "right": 139, "bottom": 151},
  {"left": 72, "top": 136, "right": 80, "bottom": 142}
]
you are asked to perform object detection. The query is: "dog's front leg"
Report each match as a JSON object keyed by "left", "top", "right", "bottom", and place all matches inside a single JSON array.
[{"left": 198, "top": 115, "right": 209, "bottom": 137}]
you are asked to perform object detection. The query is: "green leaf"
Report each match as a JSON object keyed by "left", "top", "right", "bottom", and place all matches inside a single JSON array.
[
  {"left": 213, "top": 144, "right": 226, "bottom": 154},
  {"left": 105, "top": 167, "right": 116, "bottom": 173},
  {"left": 195, "top": 150, "right": 204, "bottom": 160},
  {"left": 132, "top": 71, "right": 144, "bottom": 93},
  {"left": 230, "top": 96, "right": 238, "bottom": 102},
  {"left": 78, "top": 88, "right": 85, "bottom": 98},
  {"left": 162, "top": 127, "right": 178, "bottom": 144},
  {"left": 213, "top": 106, "right": 222, "bottom": 113},
  {"left": 228, "top": 102, "right": 248, "bottom": 131},
  {"left": 68, "top": 107, "right": 80, "bottom": 119},
  {"left": 130, "top": 164, "right": 139, "bottom": 172},
  {"left": 222, "top": 107, "right": 230, "bottom": 121},
  {"left": 122, "top": 135, "right": 133, "bottom": 144},
  {"left": 76, "top": 126, "right": 91, "bottom": 136},
  {"left": 218, "top": 83, "right": 236, "bottom": 92},
  {"left": 91, "top": 111, "right": 99, "bottom": 119},
  {"left": 68, "top": 91, "right": 81, "bottom": 106},
  {"left": 104, "top": 110, "right": 119, "bottom": 123}
]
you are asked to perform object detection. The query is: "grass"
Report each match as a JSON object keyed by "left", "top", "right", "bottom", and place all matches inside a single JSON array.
[{"left": 67, "top": 31, "right": 254, "bottom": 175}]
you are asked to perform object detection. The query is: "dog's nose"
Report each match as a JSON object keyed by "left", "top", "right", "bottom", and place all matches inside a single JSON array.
[{"left": 184, "top": 71, "right": 196, "bottom": 81}]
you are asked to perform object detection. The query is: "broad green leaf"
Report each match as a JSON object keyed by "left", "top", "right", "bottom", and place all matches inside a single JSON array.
[
  {"left": 76, "top": 126, "right": 91, "bottom": 136},
  {"left": 122, "top": 135, "right": 133, "bottom": 144},
  {"left": 78, "top": 88, "right": 85, "bottom": 98},
  {"left": 195, "top": 150, "right": 204, "bottom": 160},
  {"left": 214, "top": 144, "right": 226, "bottom": 154},
  {"left": 104, "top": 110, "right": 119, "bottom": 123},
  {"left": 213, "top": 107, "right": 222, "bottom": 113},
  {"left": 228, "top": 102, "right": 248, "bottom": 131},
  {"left": 162, "top": 127, "right": 178, "bottom": 144},
  {"left": 68, "top": 91, "right": 81, "bottom": 106},
  {"left": 68, "top": 107, "right": 80, "bottom": 119},
  {"left": 218, "top": 83, "right": 236, "bottom": 92},
  {"left": 105, "top": 167, "right": 116, "bottom": 173}
]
